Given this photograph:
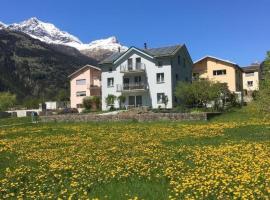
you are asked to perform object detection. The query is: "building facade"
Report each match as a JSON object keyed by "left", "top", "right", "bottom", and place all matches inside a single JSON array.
[
  {"left": 69, "top": 65, "right": 101, "bottom": 109},
  {"left": 193, "top": 56, "right": 243, "bottom": 92},
  {"left": 99, "top": 45, "right": 193, "bottom": 110},
  {"left": 242, "top": 64, "right": 260, "bottom": 92}
]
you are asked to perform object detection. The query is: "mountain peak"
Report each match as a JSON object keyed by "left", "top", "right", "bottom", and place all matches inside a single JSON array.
[
  {"left": 0, "top": 21, "right": 7, "bottom": 29},
  {"left": 1, "top": 18, "right": 128, "bottom": 57},
  {"left": 25, "top": 17, "right": 40, "bottom": 23}
]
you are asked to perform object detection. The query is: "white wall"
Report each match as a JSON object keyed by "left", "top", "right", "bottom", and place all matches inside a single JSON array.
[
  {"left": 101, "top": 47, "right": 193, "bottom": 110},
  {"left": 242, "top": 71, "right": 259, "bottom": 91}
]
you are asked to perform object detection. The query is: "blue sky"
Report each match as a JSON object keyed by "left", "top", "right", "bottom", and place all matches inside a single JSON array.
[{"left": 1, "top": 0, "right": 270, "bottom": 66}]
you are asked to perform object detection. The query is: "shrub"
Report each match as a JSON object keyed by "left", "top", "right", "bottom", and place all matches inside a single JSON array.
[
  {"left": 117, "top": 95, "right": 126, "bottom": 109},
  {"left": 0, "top": 92, "right": 16, "bottom": 111},
  {"left": 106, "top": 94, "right": 116, "bottom": 110},
  {"left": 83, "top": 97, "right": 93, "bottom": 110}
]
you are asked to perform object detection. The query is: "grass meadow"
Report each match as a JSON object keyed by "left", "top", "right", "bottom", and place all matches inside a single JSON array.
[{"left": 0, "top": 108, "right": 270, "bottom": 199}]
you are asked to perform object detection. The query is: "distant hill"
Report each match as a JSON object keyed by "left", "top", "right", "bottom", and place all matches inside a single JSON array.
[{"left": 0, "top": 29, "right": 97, "bottom": 102}]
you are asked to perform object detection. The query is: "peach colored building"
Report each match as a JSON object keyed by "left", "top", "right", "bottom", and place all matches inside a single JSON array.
[
  {"left": 193, "top": 56, "right": 243, "bottom": 92},
  {"left": 69, "top": 65, "right": 101, "bottom": 109}
]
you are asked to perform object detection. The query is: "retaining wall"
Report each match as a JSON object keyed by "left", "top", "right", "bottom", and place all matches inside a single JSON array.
[{"left": 40, "top": 112, "right": 208, "bottom": 123}]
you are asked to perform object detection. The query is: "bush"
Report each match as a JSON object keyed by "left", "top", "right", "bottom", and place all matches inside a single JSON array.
[
  {"left": 106, "top": 94, "right": 116, "bottom": 110},
  {"left": 0, "top": 92, "right": 16, "bottom": 111},
  {"left": 83, "top": 97, "right": 93, "bottom": 110},
  {"left": 117, "top": 95, "right": 126, "bottom": 109},
  {"left": 82, "top": 96, "right": 101, "bottom": 111}
]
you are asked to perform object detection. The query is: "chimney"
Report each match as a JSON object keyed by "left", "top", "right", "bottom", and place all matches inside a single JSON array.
[
  {"left": 118, "top": 47, "right": 121, "bottom": 52},
  {"left": 144, "top": 42, "right": 147, "bottom": 49}
]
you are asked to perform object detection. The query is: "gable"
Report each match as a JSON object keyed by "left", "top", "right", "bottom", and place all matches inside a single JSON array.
[{"left": 114, "top": 47, "right": 154, "bottom": 65}]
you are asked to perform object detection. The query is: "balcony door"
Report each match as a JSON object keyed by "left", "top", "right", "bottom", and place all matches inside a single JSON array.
[
  {"left": 128, "top": 96, "right": 135, "bottom": 107},
  {"left": 128, "top": 95, "right": 142, "bottom": 107},
  {"left": 136, "top": 96, "right": 142, "bottom": 107},
  {"left": 123, "top": 77, "right": 130, "bottom": 90},
  {"left": 136, "top": 57, "right": 141, "bottom": 69},
  {"left": 134, "top": 76, "right": 142, "bottom": 85},
  {"left": 128, "top": 58, "right": 133, "bottom": 70}
]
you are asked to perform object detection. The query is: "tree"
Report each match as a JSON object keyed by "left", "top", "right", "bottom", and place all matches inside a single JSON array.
[
  {"left": 92, "top": 96, "right": 101, "bottom": 110},
  {"left": 117, "top": 95, "right": 126, "bottom": 109},
  {"left": 175, "top": 80, "right": 231, "bottom": 111},
  {"left": 0, "top": 92, "right": 16, "bottom": 111},
  {"left": 105, "top": 94, "right": 116, "bottom": 110},
  {"left": 56, "top": 89, "right": 69, "bottom": 102},
  {"left": 255, "top": 51, "right": 270, "bottom": 115}
]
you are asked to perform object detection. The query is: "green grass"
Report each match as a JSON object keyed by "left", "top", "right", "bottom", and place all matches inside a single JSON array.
[{"left": 0, "top": 108, "right": 269, "bottom": 199}]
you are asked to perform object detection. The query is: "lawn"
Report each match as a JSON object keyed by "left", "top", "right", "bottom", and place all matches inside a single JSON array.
[{"left": 0, "top": 109, "right": 270, "bottom": 199}]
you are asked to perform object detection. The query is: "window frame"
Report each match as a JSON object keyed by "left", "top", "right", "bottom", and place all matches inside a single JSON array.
[
  {"left": 247, "top": 81, "right": 253, "bottom": 87},
  {"left": 157, "top": 93, "right": 165, "bottom": 104},
  {"left": 213, "top": 69, "right": 227, "bottom": 76},
  {"left": 76, "top": 79, "right": 86, "bottom": 85},
  {"left": 156, "top": 73, "right": 165, "bottom": 84},
  {"left": 107, "top": 77, "right": 114, "bottom": 87},
  {"left": 76, "top": 91, "right": 86, "bottom": 97}
]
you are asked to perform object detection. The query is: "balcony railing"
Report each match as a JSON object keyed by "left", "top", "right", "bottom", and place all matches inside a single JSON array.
[
  {"left": 120, "top": 63, "right": 146, "bottom": 73},
  {"left": 116, "top": 83, "right": 148, "bottom": 92}
]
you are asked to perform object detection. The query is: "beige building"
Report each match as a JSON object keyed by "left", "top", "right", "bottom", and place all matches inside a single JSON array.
[
  {"left": 193, "top": 56, "right": 243, "bottom": 92},
  {"left": 69, "top": 65, "right": 101, "bottom": 109},
  {"left": 242, "top": 64, "right": 260, "bottom": 92},
  {"left": 242, "top": 64, "right": 260, "bottom": 102}
]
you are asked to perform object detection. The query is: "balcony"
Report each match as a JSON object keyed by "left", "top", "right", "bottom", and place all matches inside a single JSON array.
[
  {"left": 88, "top": 84, "right": 101, "bottom": 96},
  {"left": 120, "top": 63, "right": 146, "bottom": 73},
  {"left": 116, "top": 83, "right": 148, "bottom": 92}
]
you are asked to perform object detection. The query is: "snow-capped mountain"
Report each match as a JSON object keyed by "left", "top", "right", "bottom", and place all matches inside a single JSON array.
[
  {"left": 0, "top": 21, "right": 7, "bottom": 29},
  {"left": 1, "top": 17, "right": 127, "bottom": 53}
]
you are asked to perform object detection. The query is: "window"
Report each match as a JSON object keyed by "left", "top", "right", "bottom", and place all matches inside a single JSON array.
[
  {"left": 76, "top": 104, "right": 83, "bottom": 108},
  {"left": 109, "top": 67, "right": 113, "bottom": 72},
  {"left": 193, "top": 73, "right": 199, "bottom": 81},
  {"left": 247, "top": 81, "right": 253, "bottom": 87},
  {"left": 178, "top": 56, "right": 181, "bottom": 65},
  {"left": 175, "top": 74, "right": 179, "bottom": 80},
  {"left": 157, "top": 93, "right": 165, "bottom": 104},
  {"left": 76, "top": 91, "right": 86, "bottom": 97},
  {"left": 157, "top": 73, "right": 165, "bottom": 83},
  {"left": 157, "top": 61, "right": 163, "bottom": 67},
  {"left": 76, "top": 79, "right": 86, "bottom": 85},
  {"left": 213, "top": 70, "right": 226, "bottom": 76},
  {"left": 245, "top": 72, "right": 254, "bottom": 77},
  {"left": 174, "top": 96, "right": 178, "bottom": 103},
  {"left": 128, "top": 58, "right": 133, "bottom": 69},
  {"left": 183, "top": 58, "right": 186, "bottom": 68},
  {"left": 134, "top": 76, "right": 142, "bottom": 84},
  {"left": 136, "top": 57, "right": 141, "bottom": 68},
  {"left": 107, "top": 78, "right": 114, "bottom": 87}
]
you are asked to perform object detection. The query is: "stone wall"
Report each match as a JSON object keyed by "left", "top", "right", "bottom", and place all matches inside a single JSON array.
[{"left": 40, "top": 112, "right": 207, "bottom": 123}]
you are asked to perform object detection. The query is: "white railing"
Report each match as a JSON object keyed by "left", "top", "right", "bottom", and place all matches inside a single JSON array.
[
  {"left": 120, "top": 63, "right": 146, "bottom": 73},
  {"left": 116, "top": 83, "right": 148, "bottom": 92}
]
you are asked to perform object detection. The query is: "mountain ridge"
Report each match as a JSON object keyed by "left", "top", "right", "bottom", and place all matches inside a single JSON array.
[{"left": 1, "top": 17, "right": 128, "bottom": 57}]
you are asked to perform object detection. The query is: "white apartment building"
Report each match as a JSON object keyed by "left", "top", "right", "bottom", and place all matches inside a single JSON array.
[{"left": 99, "top": 44, "right": 193, "bottom": 110}]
